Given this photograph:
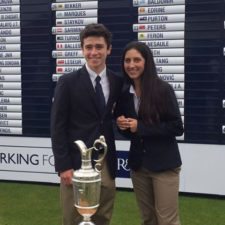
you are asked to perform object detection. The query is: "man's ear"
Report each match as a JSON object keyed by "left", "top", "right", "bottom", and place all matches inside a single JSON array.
[{"left": 107, "top": 45, "right": 112, "bottom": 55}]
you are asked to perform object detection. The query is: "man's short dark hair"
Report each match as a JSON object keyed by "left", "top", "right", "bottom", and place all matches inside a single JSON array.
[{"left": 80, "top": 23, "right": 112, "bottom": 49}]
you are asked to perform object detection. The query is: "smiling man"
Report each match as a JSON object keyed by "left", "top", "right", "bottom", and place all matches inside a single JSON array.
[{"left": 51, "top": 23, "right": 123, "bottom": 225}]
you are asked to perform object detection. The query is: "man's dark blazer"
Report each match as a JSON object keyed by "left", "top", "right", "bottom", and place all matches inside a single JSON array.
[
  {"left": 115, "top": 81, "right": 184, "bottom": 172},
  {"left": 51, "top": 66, "right": 123, "bottom": 179}
]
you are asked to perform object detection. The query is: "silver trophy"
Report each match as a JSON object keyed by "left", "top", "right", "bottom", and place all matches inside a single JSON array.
[{"left": 72, "top": 136, "right": 107, "bottom": 225}]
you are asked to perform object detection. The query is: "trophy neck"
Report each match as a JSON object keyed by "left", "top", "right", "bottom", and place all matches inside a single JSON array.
[{"left": 81, "top": 159, "right": 92, "bottom": 170}]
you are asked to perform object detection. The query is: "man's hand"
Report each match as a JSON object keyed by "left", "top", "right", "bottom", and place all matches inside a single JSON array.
[{"left": 60, "top": 169, "right": 73, "bottom": 185}]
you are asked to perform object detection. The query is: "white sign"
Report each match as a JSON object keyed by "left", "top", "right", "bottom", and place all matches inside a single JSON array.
[
  {"left": 0, "top": 60, "right": 21, "bottom": 66},
  {"left": 0, "top": 13, "right": 20, "bottom": 20},
  {"left": 0, "top": 52, "right": 21, "bottom": 58},
  {"left": 0, "top": 28, "right": 20, "bottom": 36},
  {"left": 152, "top": 48, "right": 184, "bottom": 56},
  {"left": 52, "top": 50, "right": 83, "bottom": 58},
  {"left": 0, "top": 5, "right": 20, "bottom": 12},
  {"left": 175, "top": 91, "right": 184, "bottom": 99},
  {"left": 138, "top": 5, "right": 185, "bottom": 14},
  {"left": 0, "top": 67, "right": 21, "bottom": 74},
  {"left": 56, "top": 17, "right": 97, "bottom": 26},
  {"left": 51, "top": 1, "right": 98, "bottom": 11},
  {"left": 0, "top": 36, "right": 21, "bottom": 43},
  {"left": 0, "top": 82, "right": 21, "bottom": 89},
  {"left": 0, "top": 90, "right": 21, "bottom": 96},
  {"left": 159, "top": 74, "right": 184, "bottom": 82},
  {"left": 56, "top": 58, "right": 85, "bottom": 66},
  {"left": 169, "top": 82, "right": 184, "bottom": 91},
  {"left": 0, "top": 105, "right": 22, "bottom": 112},
  {"left": 52, "top": 74, "right": 62, "bottom": 82},
  {"left": 138, "top": 31, "right": 184, "bottom": 40},
  {"left": 52, "top": 26, "right": 85, "bottom": 34},
  {"left": 0, "top": 120, "right": 22, "bottom": 127},
  {"left": 0, "top": 112, "right": 22, "bottom": 119},
  {"left": 56, "top": 9, "right": 97, "bottom": 18},
  {"left": 133, "top": 22, "right": 185, "bottom": 31},
  {"left": 0, "top": 21, "right": 20, "bottom": 28},
  {"left": 138, "top": 14, "right": 185, "bottom": 23},
  {"left": 143, "top": 40, "right": 184, "bottom": 48},
  {"left": 56, "top": 66, "right": 81, "bottom": 74},
  {"left": 56, "top": 42, "right": 81, "bottom": 50},
  {"left": 0, "top": 0, "right": 20, "bottom": 5},
  {"left": 156, "top": 65, "right": 184, "bottom": 73},
  {"left": 56, "top": 34, "right": 80, "bottom": 42},
  {"left": 0, "top": 97, "right": 21, "bottom": 104},
  {"left": 133, "top": 0, "right": 185, "bottom": 7},
  {"left": 0, "top": 44, "right": 21, "bottom": 51},
  {"left": 0, "top": 127, "right": 22, "bottom": 134},
  {"left": 177, "top": 99, "right": 184, "bottom": 107},
  {"left": 154, "top": 57, "right": 184, "bottom": 65}
]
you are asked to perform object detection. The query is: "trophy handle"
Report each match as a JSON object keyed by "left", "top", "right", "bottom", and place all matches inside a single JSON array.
[{"left": 93, "top": 136, "right": 107, "bottom": 172}]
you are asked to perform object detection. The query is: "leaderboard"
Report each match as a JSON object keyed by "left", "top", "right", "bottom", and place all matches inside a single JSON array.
[
  {"left": 0, "top": 0, "right": 22, "bottom": 135},
  {"left": 51, "top": 0, "right": 98, "bottom": 81},
  {"left": 133, "top": 0, "right": 185, "bottom": 140},
  {"left": 0, "top": 0, "right": 224, "bottom": 145}
]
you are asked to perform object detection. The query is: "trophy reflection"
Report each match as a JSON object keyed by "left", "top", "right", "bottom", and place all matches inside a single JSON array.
[{"left": 72, "top": 136, "right": 107, "bottom": 225}]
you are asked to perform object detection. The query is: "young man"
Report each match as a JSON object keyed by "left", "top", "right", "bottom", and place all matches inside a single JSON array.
[{"left": 51, "top": 23, "right": 123, "bottom": 225}]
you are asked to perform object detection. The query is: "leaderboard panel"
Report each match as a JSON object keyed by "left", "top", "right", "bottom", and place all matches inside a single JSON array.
[
  {"left": 0, "top": 0, "right": 22, "bottom": 135},
  {"left": 0, "top": 0, "right": 54, "bottom": 137},
  {"left": 0, "top": 0, "right": 225, "bottom": 145}
]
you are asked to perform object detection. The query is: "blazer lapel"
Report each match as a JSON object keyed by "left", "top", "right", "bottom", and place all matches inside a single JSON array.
[{"left": 80, "top": 66, "right": 100, "bottom": 115}]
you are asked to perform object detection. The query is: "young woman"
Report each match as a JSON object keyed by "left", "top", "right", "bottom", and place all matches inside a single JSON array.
[{"left": 115, "top": 41, "right": 184, "bottom": 225}]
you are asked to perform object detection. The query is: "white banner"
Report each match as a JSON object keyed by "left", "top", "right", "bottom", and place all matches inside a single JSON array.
[
  {"left": 157, "top": 65, "right": 184, "bottom": 73},
  {"left": 52, "top": 50, "right": 83, "bottom": 58},
  {"left": 159, "top": 74, "right": 184, "bottom": 82},
  {"left": 138, "top": 14, "right": 185, "bottom": 23},
  {"left": 0, "top": 112, "right": 22, "bottom": 119},
  {"left": 133, "top": 22, "right": 185, "bottom": 31},
  {"left": 0, "top": 97, "right": 21, "bottom": 104},
  {"left": 0, "top": 90, "right": 21, "bottom": 96},
  {"left": 56, "top": 9, "right": 97, "bottom": 18},
  {"left": 138, "top": 31, "right": 184, "bottom": 40},
  {"left": 138, "top": 5, "right": 185, "bottom": 14},
  {"left": 133, "top": 0, "right": 185, "bottom": 7},
  {"left": 52, "top": 1, "right": 98, "bottom": 11}
]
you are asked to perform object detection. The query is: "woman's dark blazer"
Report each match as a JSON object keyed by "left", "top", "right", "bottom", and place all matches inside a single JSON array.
[
  {"left": 115, "top": 81, "right": 184, "bottom": 172},
  {"left": 51, "top": 66, "right": 123, "bottom": 179}
]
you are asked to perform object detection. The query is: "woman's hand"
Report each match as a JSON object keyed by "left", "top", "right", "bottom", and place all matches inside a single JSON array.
[
  {"left": 127, "top": 118, "right": 137, "bottom": 133},
  {"left": 116, "top": 115, "right": 130, "bottom": 130},
  {"left": 117, "top": 116, "right": 137, "bottom": 132}
]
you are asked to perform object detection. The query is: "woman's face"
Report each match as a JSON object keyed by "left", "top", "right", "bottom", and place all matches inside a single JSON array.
[{"left": 124, "top": 48, "right": 145, "bottom": 81}]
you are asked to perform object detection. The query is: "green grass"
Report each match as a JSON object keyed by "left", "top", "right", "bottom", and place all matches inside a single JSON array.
[{"left": 0, "top": 182, "right": 225, "bottom": 225}]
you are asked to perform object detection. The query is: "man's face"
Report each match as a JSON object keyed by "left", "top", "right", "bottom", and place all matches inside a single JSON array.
[{"left": 82, "top": 36, "right": 111, "bottom": 74}]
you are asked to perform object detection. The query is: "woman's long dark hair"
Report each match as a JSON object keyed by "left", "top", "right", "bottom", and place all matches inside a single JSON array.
[{"left": 122, "top": 41, "right": 168, "bottom": 124}]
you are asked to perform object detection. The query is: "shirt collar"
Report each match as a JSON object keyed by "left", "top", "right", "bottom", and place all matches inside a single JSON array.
[
  {"left": 85, "top": 64, "right": 107, "bottom": 83},
  {"left": 129, "top": 85, "right": 138, "bottom": 97}
]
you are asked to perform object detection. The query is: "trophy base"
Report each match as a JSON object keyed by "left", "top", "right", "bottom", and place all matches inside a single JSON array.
[{"left": 79, "top": 221, "right": 95, "bottom": 225}]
